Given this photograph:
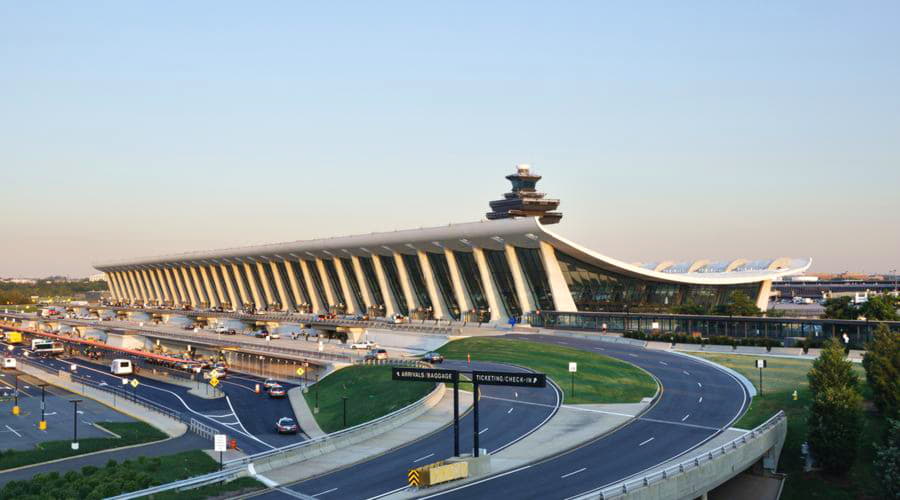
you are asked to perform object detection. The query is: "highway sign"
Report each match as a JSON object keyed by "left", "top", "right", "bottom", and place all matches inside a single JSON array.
[
  {"left": 214, "top": 434, "right": 227, "bottom": 452},
  {"left": 408, "top": 468, "right": 421, "bottom": 487},
  {"left": 392, "top": 367, "right": 459, "bottom": 383},
  {"left": 296, "top": 367, "right": 305, "bottom": 376},
  {"left": 130, "top": 379, "right": 140, "bottom": 389},
  {"left": 471, "top": 371, "right": 546, "bottom": 388},
  {"left": 209, "top": 377, "right": 219, "bottom": 387}
]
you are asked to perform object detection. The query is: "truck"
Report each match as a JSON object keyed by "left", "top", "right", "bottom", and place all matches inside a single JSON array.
[
  {"left": 2, "top": 331, "right": 23, "bottom": 344},
  {"left": 110, "top": 359, "right": 134, "bottom": 375}
]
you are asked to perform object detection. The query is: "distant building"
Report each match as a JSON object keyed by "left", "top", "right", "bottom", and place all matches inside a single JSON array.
[
  {"left": 88, "top": 273, "right": 108, "bottom": 282},
  {"left": 0, "top": 278, "right": 37, "bottom": 285}
]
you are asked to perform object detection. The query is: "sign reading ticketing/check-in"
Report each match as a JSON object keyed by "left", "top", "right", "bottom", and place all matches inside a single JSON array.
[
  {"left": 392, "top": 367, "right": 459, "bottom": 383},
  {"left": 471, "top": 371, "right": 546, "bottom": 388}
]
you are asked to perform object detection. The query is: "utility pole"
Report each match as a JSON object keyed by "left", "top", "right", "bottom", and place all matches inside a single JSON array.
[
  {"left": 70, "top": 399, "right": 83, "bottom": 450},
  {"left": 342, "top": 396, "right": 348, "bottom": 428},
  {"left": 39, "top": 384, "right": 48, "bottom": 430}
]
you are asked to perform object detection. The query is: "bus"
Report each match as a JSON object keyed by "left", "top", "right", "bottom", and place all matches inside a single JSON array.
[{"left": 31, "top": 339, "right": 65, "bottom": 355}]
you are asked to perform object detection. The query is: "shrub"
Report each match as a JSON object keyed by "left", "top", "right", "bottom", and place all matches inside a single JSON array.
[{"left": 807, "top": 385, "right": 863, "bottom": 474}]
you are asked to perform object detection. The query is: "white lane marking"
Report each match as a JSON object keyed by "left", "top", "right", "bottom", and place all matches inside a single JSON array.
[
  {"left": 558, "top": 341, "right": 570, "bottom": 345},
  {"left": 507, "top": 408, "right": 514, "bottom": 414},
  {"left": 479, "top": 428, "right": 488, "bottom": 435},
  {"left": 418, "top": 465, "right": 532, "bottom": 499},
  {"left": 683, "top": 370, "right": 691, "bottom": 376},
  {"left": 699, "top": 397, "right": 703, "bottom": 403},
  {"left": 639, "top": 437, "right": 655, "bottom": 447},
  {"left": 560, "top": 467, "right": 587, "bottom": 479},
  {"left": 682, "top": 414, "right": 690, "bottom": 421},
  {"left": 313, "top": 487, "right": 339, "bottom": 496},
  {"left": 225, "top": 395, "right": 276, "bottom": 449},
  {"left": 275, "top": 486, "right": 315, "bottom": 499},
  {"left": 595, "top": 347, "right": 605, "bottom": 351},
  {"left": 628, "top": 353, "right": 638, "bottom": 357},
  {"left": 514, "top": 391, "right": 518, "bottom": 398},
  {"left": 413, "top": 453, "right": 435, "bottom": 463},
  {"left": 5, "top": 425, "right": 21, "bottom": 437},
  {"left": 659, "top": 361, "right": 667, "bottom": 366},
  {"left": 698, "top": 382, "right": 702, "bottom": 388}
]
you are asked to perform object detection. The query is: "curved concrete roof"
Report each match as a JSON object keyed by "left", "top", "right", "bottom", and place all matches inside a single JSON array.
[{"left": 94, "top": 218, "right": 811, "bottom": 285}]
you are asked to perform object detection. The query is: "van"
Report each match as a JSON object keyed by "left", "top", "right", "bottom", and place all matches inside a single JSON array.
[{"left": 111, "top": 359, "right": 133, "bottom": 375}]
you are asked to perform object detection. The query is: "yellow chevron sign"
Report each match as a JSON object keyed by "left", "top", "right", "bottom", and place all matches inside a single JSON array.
[{"left": 408, "top": 468, "right": 421, "bottom": 487}]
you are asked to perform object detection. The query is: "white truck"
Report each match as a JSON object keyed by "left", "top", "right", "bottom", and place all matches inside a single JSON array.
[{"left": 110, "top": 359, "right": 134, "bottom": 375}]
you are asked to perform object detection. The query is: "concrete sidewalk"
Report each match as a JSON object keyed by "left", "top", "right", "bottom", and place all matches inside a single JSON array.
[
  {"left": 261, "top": 389, "right": 475, "bottom": 485},
  {"left": 287, "top": 386, "right": 325, "bottom": 438}
]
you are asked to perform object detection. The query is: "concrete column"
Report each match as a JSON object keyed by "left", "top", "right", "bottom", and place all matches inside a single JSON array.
[
  {"left": 332, "top": 258, "right": 357, "bottom": 314},
  {"left": 538, "top": 241, "right": 577, "bottom": 312},
  {"left": 269, "top": 261, "right": 292, "bottom": 312},
  {"left": 314, "top": 259, "right": 338, "bottom": 309},
  {"left": 199, "top": 265, "right": 220, "bottom": 308},
  {"left": 472, "top": 248, "right": 503, "bottom": 321},
  {"left": 219, "top": 264, "right": 241, "bottom": 310},
  {"left": 165, "top": 267, "right": 186, "bottom": 305},
  {"left": 119, "top": 271, "right": 135, "bottom": 301},
  {"left": 207, "top": 265, "right": 227, "bottom": 306},
  {"left": 179, "top": 266, "right": 199, "bottom": 307},
  {"left": 350, "top": 256, "right": 373, "bottom": 308},
  {"left": 153, "top": 268, "right": 171, "bottom": 304},
  {"left": 107, "top": 272, "right": 122, "bottom": 300},
  {"left": 111, "top": 272, "right": 127, "bottom": 300},
  {"left": 242, "top": 262, "right": 265, "bottom": 310},
  {"left": 230, "top": 263, "right": 251, "bottom": 307},
  {"left": 105, "top": 273, "right": 120, "bottom": 300},
  {"left": 143, "top": 269, "right": 160, "bottom": 303},
  {"left": 505, "top": 244, "right": 534, "bottom": 314},
  {"left": 417, "top": 250, "right": 447, "bottom": 319},
  {"left": 392, "top": 252, "right": 419, "bottom": 311},
  {"left": 444, "top": 249, "right": 471, "bottom": 312},
  {"left": 283, "top": 260, "right": 306, "bottom": 310},
  {"left": 135, "top": 270, "right": 151, "bottom": 302},
  {"left": 371, "top": 255, "right": 397, "bottom": 316},
  {"left": 126, "top": 271, "right": 144, "bottom": 302},
  {"left": 756, "top": 280, "right": 773, "bottom": 311},
  {"left": 299, "top": 260, "right": 322, "bottom": 313},
  {"left": 255, "top": 261, "right": 277, "bottom": 309},
  {"left": 188, "top": 266, "right": 208, "bottom": 306},
  {"left": 148, "top": 268, "right": 165, "bottom": 304}
]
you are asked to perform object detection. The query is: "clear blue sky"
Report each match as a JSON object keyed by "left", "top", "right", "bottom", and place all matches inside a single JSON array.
[{"left": 2, "top": 2, "right": 898, "bottom": 277}]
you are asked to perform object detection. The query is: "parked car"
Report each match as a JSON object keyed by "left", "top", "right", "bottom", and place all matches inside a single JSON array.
[
  {"left": 365, "top": 348, "right": 389, "bottom": 361},
  {"left": 422, "top": 352, "right": 444, "bottom": 364},
  {"left": 268, "top": 384, "right": 287, "bottom": 398},
  {"left": 349, "top": 340, "right": 377, "bottom": 350},
  {"left": 275, "top": 417, "right": 299, "bottom": 434}
]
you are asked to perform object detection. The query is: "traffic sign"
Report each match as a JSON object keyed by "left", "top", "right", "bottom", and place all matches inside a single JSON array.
[
  {"left": 569, "top": 362, "right": 578, "bottom": 373},
  {"left": 756, "top": 359, "right": 767, "bottom": 369},
  {"left": 392, "top": 367, "right": 458, "bottom": 383},
  {"left": 209, "top": 377, "right": 219, "bottom": 388},
  {"left": 121, "top": 378, "right": 129, "bottom": 385},
  {"left": 214, "top": 434, "right": 227, "bottom": 452},
  {"left": 296, "top": 367, "right": 305, "bottom": 376},
  {"left": 408, "top": 468, "right": 421, "bottom": 487},
  {"left": 130, "top": 379, "right": 140, "bottom": 389},
  {"left": 471, "top": 371, "right": 546, "bottom": 388}
]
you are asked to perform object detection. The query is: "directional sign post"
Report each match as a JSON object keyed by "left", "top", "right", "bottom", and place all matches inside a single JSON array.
[
  {"left": 470, "top": 370, "right": 547, "bottom": 457},
  {"left": 393, "top": 367, "right": 461, "bottom": 457},
  {"left": 569, "top": 362, "right": 577, "bottom": 398},
  {"left": 756, "top": 359, "right": 767, "bottom": 395},
  {"left": 214, "top": 434, "right": 227, "bottom": 471},
  {"left": 130, "top": 378, "right": 139, "bottom": 402}
]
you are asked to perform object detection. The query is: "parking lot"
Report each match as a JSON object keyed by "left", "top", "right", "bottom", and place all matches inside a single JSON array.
[{"left": 0, "top": 370, "right": 135, "bottom": 451}]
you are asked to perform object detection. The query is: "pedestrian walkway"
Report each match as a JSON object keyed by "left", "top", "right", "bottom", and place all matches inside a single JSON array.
[{"left": 287, "top": 386, "right": 325, "bottom": 438}]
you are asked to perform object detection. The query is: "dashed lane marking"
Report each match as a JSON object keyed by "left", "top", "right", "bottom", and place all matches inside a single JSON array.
[
  {"left": 413, "top": 453, "right": 435, "bottom": 463},
  {"left": 507, "top": 408, "right": 514, "bottom": 414},
  {"left": 561, "top": 467, "right": 587, "bottom": 479},
  {"left": 5, "top": 425, "right": 22, "bottom": 437},
  {"left": 639, "top": 437, "right": 655, "bottom": 447},
  {"left": 682, "top": 414, "right": 690, "bottom": 421},
  {"left": 479, "top": 428, "right": 489, "bottom": 435}
]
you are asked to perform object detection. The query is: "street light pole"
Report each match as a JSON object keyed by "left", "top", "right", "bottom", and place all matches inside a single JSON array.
[
  {"left": 342, "top": 396, "right": 348, "bottom": 428},
  {"left": 39, "top": 384, "right": 48, "bottom": 430},
  {"left": 12, "top": 374, "right": 20, "bottom": 415},
  {"left": 70, "top": 399, "right": 82, "bottom": 450}
]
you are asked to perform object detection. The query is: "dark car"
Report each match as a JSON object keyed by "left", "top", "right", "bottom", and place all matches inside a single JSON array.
[
  {"left": 423, "top": 352, "right": 444, "bottom": 364},
  {"left": 268, "top": 384, "right": 287, "bottom": 398},
  {"left": 275, "top": 417, "right": 299, "bottom": 434}
]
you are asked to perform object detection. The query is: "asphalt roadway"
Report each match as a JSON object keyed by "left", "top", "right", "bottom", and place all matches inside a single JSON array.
[
  {"left": 251, "top": 333, "right": 748, "bottom": 500},
  {"left": 2, "top": 342, "right": 308, "bottom": 455}
]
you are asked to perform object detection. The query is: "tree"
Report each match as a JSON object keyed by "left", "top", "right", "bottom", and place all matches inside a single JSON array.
[
  {"left": 714, "top": 291, "right": 761, "bottom": 317},
  {"left": 875, "top": 418, "right": 900, "bottom": 499},
  {"left": 806, "top": 384, "right": 864, "bottom": 474},
  {"left": 860, "top": 295, "right": 899, "bottom": 321},
  {"left": 808, "top": 337, "right": 859, "bottom": 396},
  {"left": 824, "top": 296, "right": 857, "bottom": 319},
  {"left": 863, "top": 324, "right": 900, "bottom": 418}
]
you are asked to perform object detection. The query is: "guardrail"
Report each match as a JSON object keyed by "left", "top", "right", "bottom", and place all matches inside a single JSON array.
[
  {"left": 189, "top": 417, "right": 219, "bottom": 440},
  {"left": 226, "top": 377, "right": 445, "bottom": 472},
  {"left": 580, "top": 410, "right": 787, "bottom": 499},
  {"left": 104, "top": 465, "right": 247, "bottom": 500}
]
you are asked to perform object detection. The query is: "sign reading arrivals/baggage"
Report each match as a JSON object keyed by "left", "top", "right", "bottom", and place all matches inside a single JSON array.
[
  {"left": 392, "top": 367, "right": 459, "bottom": 383},
  {"left": 471, "top": 371, "right": 546, "bottom": 388}
]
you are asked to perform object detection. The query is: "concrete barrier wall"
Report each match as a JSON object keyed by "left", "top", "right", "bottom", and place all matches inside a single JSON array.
[
  {"left": 577, "top": 412, "right": 787, "bottom": 500},
  {"left": 249, "top": 382, "right": 447, "bottom": 473}
]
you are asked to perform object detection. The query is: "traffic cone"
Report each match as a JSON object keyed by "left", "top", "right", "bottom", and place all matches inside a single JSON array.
[{"left": 255, "top": 384, "right": 260, "bottom": 394}]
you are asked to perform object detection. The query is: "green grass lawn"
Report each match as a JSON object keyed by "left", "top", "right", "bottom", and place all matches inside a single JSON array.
[
  {"left": 0, "top": 449, "right": 263, "bottom": 500},
  {"left": 437, "top": 337, "right": 658, "bottom": 404},
  {"left": 0, "top": 421, "right": 167, "bottom": 471},
  {"left": 692, "top": 353, "right": 881, "bottom": 500},
  {"left": 304, "top": 365, "right": 436, "bottom": 433}
]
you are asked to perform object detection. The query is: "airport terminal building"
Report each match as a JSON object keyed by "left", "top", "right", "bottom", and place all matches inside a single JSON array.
[{"left": 94, "top": 166, "right": 811, "bottom": 322}]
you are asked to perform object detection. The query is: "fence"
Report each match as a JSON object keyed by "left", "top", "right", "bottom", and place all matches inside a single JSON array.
[{"left": 578, "top": 410, "right": 787, "bottom": 499}]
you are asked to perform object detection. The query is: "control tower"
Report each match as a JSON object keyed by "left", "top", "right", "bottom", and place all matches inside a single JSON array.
[{"left": 486, "top": 164, "right": 563, "bottom": 224}]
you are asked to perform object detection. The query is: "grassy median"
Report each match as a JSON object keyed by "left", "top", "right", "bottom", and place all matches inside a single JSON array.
[
  {"left": 437, "top": 337, "right": 658, "bottom": 404},
  {"left": 691, "top": 353, "right": 879, "bottom": 500},
  {"left": 0, "top": 421, "right": 167, "bottom": 471},
  {"left": 0, "top": 450, "right": 262, "bottom": 499},
  {"left": 304, "top": 365, "right": 435, "bottom": 433}
]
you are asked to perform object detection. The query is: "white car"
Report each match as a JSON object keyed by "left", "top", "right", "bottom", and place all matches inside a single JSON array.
[
  {"left": 214, "top": 325, "right": 229, "bottom": 334},
  {"left": 350, "top": 340, "right": 377, "bottom": 350}
]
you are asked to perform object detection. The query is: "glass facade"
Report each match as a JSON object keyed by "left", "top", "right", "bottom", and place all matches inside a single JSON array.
[
  {"left": 427, "top": 252, "right": 460, "bottom": 319},
  {"left": 483, "top": 249, "right": 522, "bottom": 318},
  {"left": 555, "top": 250, "right": 761, "bottom": 312},
  {"left": 379, "top": 255, "right": 409, "bottom": 315},
  {"left": 340, "top": 258, "right": 366, "bottom": 313},
  {"left": 453, "top": 251, "right": 489, "bottom": 311},
  {"left": 307, "top": 261, "right": 329, "bottom": 311},
  {"left": 288, "top": 261, "right": 311, "bottom": 306},
  {"left": 402, "top": 254, "right": 433, "bottom": 310},
  {"left": 323, "top": 259, "right": 345, "bottom": 307},
  {"left": 515, "top": 247, "right": 554, "bottom": 311},
  {"left": 359, "top": 257, "right": 385, "bottom": 307},
  {"left": 274, "top": 261, "right": 296, "bottom": 311}
]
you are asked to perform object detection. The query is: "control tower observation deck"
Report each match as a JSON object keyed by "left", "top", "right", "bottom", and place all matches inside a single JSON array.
[{"left": 486, "top": 164, "right": 563, "bottom": 224}]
